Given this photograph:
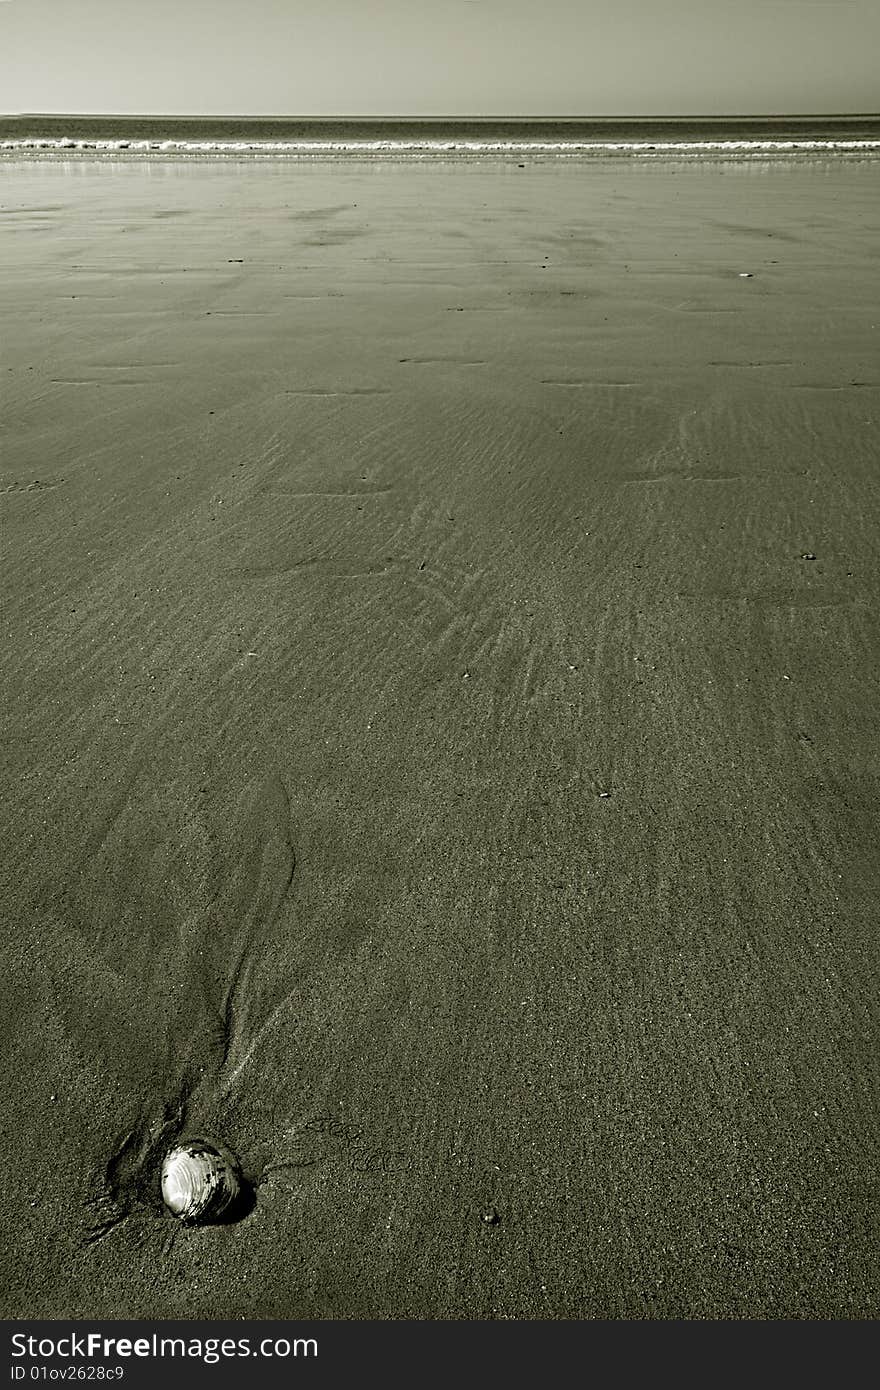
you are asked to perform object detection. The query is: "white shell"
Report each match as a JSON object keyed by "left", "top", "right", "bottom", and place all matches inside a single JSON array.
[{"left": 160, "top": 1137, "right": 242, "bottom": 1224}]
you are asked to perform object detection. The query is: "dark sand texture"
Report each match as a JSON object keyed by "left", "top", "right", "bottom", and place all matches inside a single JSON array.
[{"left": 1, "top": 154, "right": 879, "bottom": 1318}]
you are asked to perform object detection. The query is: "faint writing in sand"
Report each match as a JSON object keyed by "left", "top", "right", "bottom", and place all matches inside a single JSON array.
[
  {"left": 0, "top": 476, "right": 66, "bottom": 495},
  {"left": 269, "top": 1114, "right": 417, "bottom": 1179}
]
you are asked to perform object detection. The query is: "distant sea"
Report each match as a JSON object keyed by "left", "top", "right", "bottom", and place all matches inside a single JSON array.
[{"left": 2, "top": 115, "right": 880, "bottom": 157}]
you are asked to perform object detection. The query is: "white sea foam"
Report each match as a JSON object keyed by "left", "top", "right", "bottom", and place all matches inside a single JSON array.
[{"left": 2, "top": 137, "right": 880, "bottom": 157}]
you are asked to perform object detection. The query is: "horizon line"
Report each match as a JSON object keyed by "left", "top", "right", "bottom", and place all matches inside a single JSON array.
[{"left": 4, "top": 111, "right": 880, "bottom": 121}]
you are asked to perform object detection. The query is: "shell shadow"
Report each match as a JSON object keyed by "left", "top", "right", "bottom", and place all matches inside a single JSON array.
[{"left": 210, "top": 1178, "right": 257, "bottom": 1225}]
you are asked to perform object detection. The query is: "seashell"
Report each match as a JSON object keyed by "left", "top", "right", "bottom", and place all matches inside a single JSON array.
[{"left": 160, "top": 1137, "right": 242, "bottom": 1224}]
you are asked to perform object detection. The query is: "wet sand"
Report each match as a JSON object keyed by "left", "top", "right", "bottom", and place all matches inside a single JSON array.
[{"left": 1, "top": 153, "right": 879, "bottom": 1319}]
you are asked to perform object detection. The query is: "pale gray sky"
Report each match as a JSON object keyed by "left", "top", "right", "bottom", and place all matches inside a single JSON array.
[{"left": 1, "top": 0, "right": 877, "bottom": 115}]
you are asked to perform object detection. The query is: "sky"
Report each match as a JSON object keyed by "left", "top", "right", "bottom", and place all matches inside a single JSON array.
[{"left": 0, "top": 0, "right": 878, "bottom": 116}]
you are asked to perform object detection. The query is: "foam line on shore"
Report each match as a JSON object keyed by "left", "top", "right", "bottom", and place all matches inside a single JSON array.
[{"left": 3, "top": 137, "right": 880, "bottom": 158}]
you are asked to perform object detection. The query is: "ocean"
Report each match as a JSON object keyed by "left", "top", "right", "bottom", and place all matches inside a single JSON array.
[{"left": 3, "top": 114, "right": 880, "bottom": 158}]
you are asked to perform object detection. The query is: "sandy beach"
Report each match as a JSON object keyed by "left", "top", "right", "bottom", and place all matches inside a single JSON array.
[{"left": 1, "top": 151, "right": 878, "bottom": 1319}]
